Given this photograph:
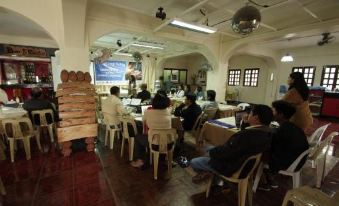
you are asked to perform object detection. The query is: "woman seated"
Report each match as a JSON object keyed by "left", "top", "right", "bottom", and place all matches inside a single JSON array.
[
  {"left": 130, "top": 93, "right": 171, "bottom": 168},
  {"left": 195, "top": 86, "right": 205, "bottom": 100}
]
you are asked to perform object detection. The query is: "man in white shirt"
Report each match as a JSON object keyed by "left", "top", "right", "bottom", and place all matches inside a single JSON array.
[
  {"left": 0, "top": 88, "right": 8, "bottom": 105},
  {"left": 101, "top": 86, "right": 125, "bottom": 126}
]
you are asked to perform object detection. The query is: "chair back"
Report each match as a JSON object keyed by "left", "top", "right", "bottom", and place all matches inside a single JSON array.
[
  {"left": 230, "top": 153, "right": 262, "bottom": 179},
  {"left": 2, "top": 119, "right": 22, "bottom": 139},
  {"left": 31, "top": 109, "right": 54, "bottom": 126},
  {"left": 203, "top": 108, "right": 218, "bottom": 120},
  {"left": 309, "top": 132, "right": 338, "bottom": 160},
  {"left": 121, "top": 116, "right": 138, "bottom": 139},
  {"left": 148, "top": 129, "right": 177, "bottom": 153},
  {"left": 285, "top": 149, "right": 310, "bottom": 173},
  {"left": 237, "top": 103, "right": 250, "bottom": 111},
  {"left": 308, "top": 123, "right": 331, "bottom": 145},
  {"left": 191, "top": 112, "right": 205, "bottom": 136}
]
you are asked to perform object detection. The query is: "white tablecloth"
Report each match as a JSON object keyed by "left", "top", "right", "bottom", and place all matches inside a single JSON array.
[{"left": 0, "top": 107, "right": 27, "bottom": 119}]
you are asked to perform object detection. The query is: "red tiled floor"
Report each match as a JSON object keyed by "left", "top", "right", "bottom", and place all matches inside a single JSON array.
[
  {"left": 74, "top": 179, "right": 112, "bottom": 206},
  {"left": 38, "top": 170, "right": 73, "bottom": 195},
  {"left": 74, "top": 162, "right": 103, "bottom": 185},
  {"left": 41, "top": 156, "right": 73, "bottom": 178},
  {"left": 1, "top": 179, "right": 37, "bottom": 206},
  {"left": 34, "top": 189, "right": 73, "bottom": 206},
  {"left": 73, "top": 151, "right": 99, "bottom": 167}
]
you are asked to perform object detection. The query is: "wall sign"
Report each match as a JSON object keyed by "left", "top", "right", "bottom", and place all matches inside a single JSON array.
[{"left": 3, "top": 45, "right": 47, "bottom": 58}]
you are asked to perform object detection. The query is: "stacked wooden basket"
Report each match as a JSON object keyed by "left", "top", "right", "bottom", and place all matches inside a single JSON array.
[{"left": 56, "top": 70, "right": 97, "bottom": 156}]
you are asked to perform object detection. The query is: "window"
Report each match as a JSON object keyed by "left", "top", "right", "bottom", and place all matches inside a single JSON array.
[
  {"left": 292, "top": 66, "right": 316, "bottom": 86},
  {"left": 228, "top": 69, "right": 241, "bottom": 86},
  {"left": 243, "top": 68, "right": 259, "bottom": 87},
  {"left": 321, "top": 65, "right": 339, "bottom": 90}
]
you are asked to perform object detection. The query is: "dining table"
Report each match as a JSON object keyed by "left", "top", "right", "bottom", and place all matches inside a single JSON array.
[{"left": 199, "top": 117, "right": 239, "bottom": 146}]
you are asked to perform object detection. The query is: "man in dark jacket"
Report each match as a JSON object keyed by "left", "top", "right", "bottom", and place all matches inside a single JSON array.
[
  {"left": 174, "top": 94, "right": 202, "bottom": 131},
  {"left": 136, "top": 83, "right": 151, "bottom": 102},
  {"left": 190, "top": 104, "right": 273, "bottom": 182},
  {"left": 269, "top": 100, "right": 309, "bottom": 173},
  {"left": 23, "top": 87, "right": 57, "bottom": 124}
]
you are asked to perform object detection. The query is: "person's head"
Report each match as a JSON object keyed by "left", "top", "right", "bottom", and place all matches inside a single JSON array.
[
  {"left": 206, "top": 90, "right": 216, "bottom": 101},
  {"left": 31, "top": 87, "right": 43, "bottom": 99},
  {"left": 179, "top": 84, "right": 185, "bottom": 90},
  {"left": 247, "top": 104, "right": 273, "bottom": 126},
  {"left": 159, "top": 76, "right": 164, "bottom": 81},
  {"left": 157, "top": 89, "right": 167, "bottom": 96},
  {"left": 140, "top": 83, "right": 147, "bottom": 91},
  {"left": 197, "top": 86, "right": 203, "bottom": 92},
  {"left": 110, "top": 86, "right": 120, "bottom": 97},
  {"left": 184, "top": 94, "right": 196, "bottom": 106},
  {"left": 272, "top": 100, "right": 296, "bottom": 123},
  {"left": 152, "top": 93, "right": 170, "bottom": 109},
  {"left": 185, "top": 85, "right": 191, "bottom": 92},
  {"left": 288, "top": 72, "right": 309, "bottom": 100}
]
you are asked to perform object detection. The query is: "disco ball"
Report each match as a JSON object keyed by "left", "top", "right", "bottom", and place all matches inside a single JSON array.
[{"left": 231, "top": 5, "right": 261, "bottom": 35}]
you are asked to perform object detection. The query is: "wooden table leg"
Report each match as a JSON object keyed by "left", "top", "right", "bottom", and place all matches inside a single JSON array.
[
  {"left": 85, "top": 137, "right": 95, "bottom": 152},
  {"left": 60, "top": 141, "right": 72, "bottom": 157}
]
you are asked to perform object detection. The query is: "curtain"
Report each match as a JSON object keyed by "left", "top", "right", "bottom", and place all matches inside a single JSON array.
[{"left": 142, "top": 57, "right": 156, "bottom": 92}]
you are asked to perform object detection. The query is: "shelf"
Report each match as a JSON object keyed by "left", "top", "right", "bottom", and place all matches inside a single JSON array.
[{"left": 0, "top": 83, "right": 53, "bottom": 88}]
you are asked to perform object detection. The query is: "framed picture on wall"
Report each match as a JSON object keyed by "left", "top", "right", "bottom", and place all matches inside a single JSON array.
[{"left": 171, "top": 70, "right": 179, "bottom": 83}]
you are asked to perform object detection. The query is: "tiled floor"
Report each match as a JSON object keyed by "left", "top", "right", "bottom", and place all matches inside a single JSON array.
[{"left": 1, "top": 117, "right": 339, "bottom": 206}]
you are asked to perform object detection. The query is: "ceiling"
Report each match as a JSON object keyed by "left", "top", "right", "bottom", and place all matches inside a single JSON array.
[
  {"left": 92, "top": 0, "right": 339, "bottom": 51},
  {"left": 0, "top": 7, "right": 51, "bottom": 39}
]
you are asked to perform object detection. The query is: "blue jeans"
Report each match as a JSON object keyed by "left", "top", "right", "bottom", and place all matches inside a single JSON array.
[{"left": 190, "top": 157, "right": 216, "bottom": 173}]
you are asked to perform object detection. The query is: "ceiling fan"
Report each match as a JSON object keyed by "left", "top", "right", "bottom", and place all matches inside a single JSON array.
[{"left": 318, "top": 33, "right": 336, "bottom": 46}]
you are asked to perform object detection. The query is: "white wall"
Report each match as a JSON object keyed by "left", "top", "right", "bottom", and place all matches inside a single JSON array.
[
  {"left": 276, "top": 43, "right": 339, "bottom": 89},
  {"left": 162, "top": 53, "right": 207, "bottom": 85},
  {"left": 228, "top": 55, "right": 270, "bottom": 104}
]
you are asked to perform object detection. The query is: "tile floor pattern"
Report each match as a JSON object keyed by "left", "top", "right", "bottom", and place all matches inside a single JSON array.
[{"left": 0, "top": 116, "right": 338, "bottom": 206}]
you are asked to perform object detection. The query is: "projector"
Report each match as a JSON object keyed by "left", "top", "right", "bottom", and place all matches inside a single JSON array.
[{"left": 156, "top": 7, "right": 166, "bottom": 20}]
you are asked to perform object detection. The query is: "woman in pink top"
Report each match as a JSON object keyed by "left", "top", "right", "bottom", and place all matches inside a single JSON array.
[{"left": 131, "top": 93, "right": 171, "bottom": 168}]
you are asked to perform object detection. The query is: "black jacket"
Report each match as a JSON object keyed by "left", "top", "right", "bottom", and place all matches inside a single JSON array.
[
  {"left": 136, "top": 90, "right": 151, "bottom": 102},
  {"left": 174, "top": 103, "right": 202, "bottom": 131},
  {"left": 23, "top": 98, "right": 58, "bottom": 124},
  {"left": 269, "top": 121, "right": 309, "bottom": 173},
  {"left": 209, "top": 126, "right": 272, "bottom": 176}
]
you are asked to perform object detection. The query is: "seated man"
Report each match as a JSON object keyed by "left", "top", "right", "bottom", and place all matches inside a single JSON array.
[
  {"left": 174, "top": 94, "right": 202, "bottom": 131},
  {"left": 136, "top": 83, "right": 151, "bottom": 102},
  {"left": 0, "top": 88, "right": 8, "bottom": 105},
  {"left": 201, "top": 90, "right": 218, "bottom": 111},
  {"left": 101, "top": 86, "right": 125, "bottom": 126},
  {"left": 23, "top": 87, "right": 57, "bottom": 124},
  {"left": 260, "top": 100, "right": 309, "bottom": 191},
  {"left": 190, "top": 105, "right": 273, "bottom": 183}
]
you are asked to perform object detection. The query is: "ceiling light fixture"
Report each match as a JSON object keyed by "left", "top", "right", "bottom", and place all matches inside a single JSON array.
[
  {"left": 232, "top": 5, "right": 261, "bottom": 35},
  {"left": 131, "top": 43, "right": 164, "bottom": 50},
  {"left": 114, "top": 52, "right": 132, "bottom": 57},
  {"left": 170, "top": 18, "right": 217, "bottom": 34},
  {"left": 281, "top": 53, "right": 294, "bottom": 62}
]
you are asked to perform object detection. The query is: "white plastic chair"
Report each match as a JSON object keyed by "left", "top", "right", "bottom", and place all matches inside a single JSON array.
[
  {"left": 308, "top": 123, "right": 331, "bottom": 146},
  {"left": 237, "top": 103, "right": 250, "bottom": 111},
  {"left": 121, "top": 116, "right": 137, "bottom": 161},
  {"left": 148, "top": 129, "right": 177, "bottom": 180},
  {"left": 103, "top": 113, "right": 121, "bottom": 150},
  {"left": 206, "top": 154, "right": 262, "bottom": 206},
  {"left": 31, "top": 109, "right": 56, "bottom": 143},
  {"left": 2, "top": 117, "right": 41, "bottom": 162},
  {"left": 282, "top": 186, "right": 339, "bottom": 206},
  {"left": 308, "top": 132, "right": 338, "bottom": 188},
  {"left": 253, "top": 149, "right": 310, "bottom": 192}
]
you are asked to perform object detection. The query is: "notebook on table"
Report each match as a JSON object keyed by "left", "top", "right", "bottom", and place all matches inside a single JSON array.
[
  {"left": 130, "top": 98, "right": 142, "bottom": 106},
  {"left": 122, "top": 98, "right": 131, "bottom": 106}
]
